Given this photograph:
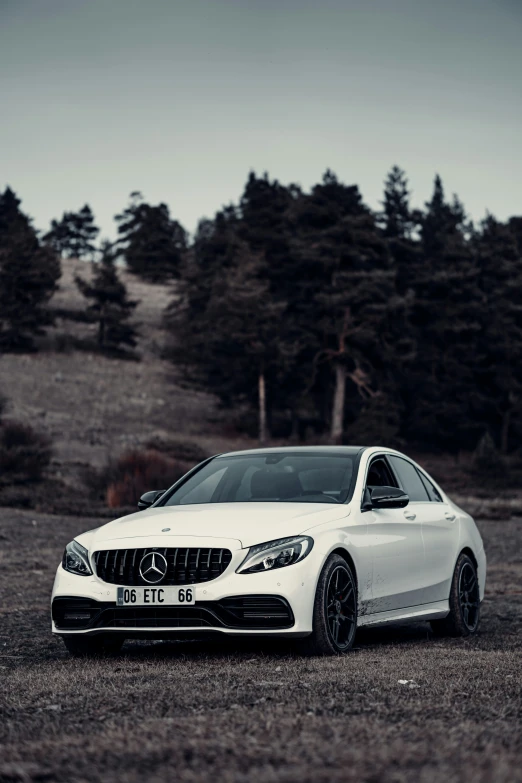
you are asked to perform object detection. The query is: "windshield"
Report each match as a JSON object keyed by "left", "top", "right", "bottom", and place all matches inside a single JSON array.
[{"left": 161, "top": 452, "right": 360, "bottom": 506}]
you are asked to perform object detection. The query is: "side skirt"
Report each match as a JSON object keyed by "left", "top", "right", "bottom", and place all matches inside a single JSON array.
[{"left": 357, "top": 600, "right": 449, "bottom": 628}]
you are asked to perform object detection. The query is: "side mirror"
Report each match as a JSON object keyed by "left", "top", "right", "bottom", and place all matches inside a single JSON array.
[
  {"left": 362, "top": 485, "right": 409, "bottom": 511},
  {"left": 137, "top": 489, "right": 166, "bottom": 511}
]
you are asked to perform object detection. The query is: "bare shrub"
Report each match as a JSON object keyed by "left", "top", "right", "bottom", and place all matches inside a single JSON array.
[
  {"left": 144, "top": 437, "right": 209, "bottom": 464},
  {"left": 0, "top": 420, "right": 52, "bottom": 485},
  {"left": 106, "top": 449, "right": 186, "bottom": 508}
]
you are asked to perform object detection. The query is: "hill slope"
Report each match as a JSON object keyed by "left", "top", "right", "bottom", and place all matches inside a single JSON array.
[{"left": 0, "top": 259, "right": 252, "bottom": 489}]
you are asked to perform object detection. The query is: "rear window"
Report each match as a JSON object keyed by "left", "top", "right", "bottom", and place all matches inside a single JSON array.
[
  {"left": 388, "top": 456, "right": 429, "bottom": 502},
  {"left": 418, "top": 470, "right": 443, "bottom": 502}
]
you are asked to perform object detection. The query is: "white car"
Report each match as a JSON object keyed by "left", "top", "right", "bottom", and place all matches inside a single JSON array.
[{"left": 52, "top": 446, "right": 486, "bottom": 656}]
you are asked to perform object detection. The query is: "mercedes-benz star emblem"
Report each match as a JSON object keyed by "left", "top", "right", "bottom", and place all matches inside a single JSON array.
[{"left": 139, "top": 552, "right": 168, "bottom": 584}]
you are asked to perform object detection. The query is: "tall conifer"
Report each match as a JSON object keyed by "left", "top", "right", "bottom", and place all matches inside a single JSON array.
[{"left": 0, "top": 188, "right": 61, "bottom": 351}]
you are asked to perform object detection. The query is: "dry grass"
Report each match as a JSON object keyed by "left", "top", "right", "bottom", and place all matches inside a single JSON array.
[
  {"left": 0, "top": 507, "right": 521, "bottom": 783},
  {"left": 0, "top": 259, "right": 255, "bottom": 498}
]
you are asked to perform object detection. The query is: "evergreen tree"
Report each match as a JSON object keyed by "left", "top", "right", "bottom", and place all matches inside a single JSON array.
[
  {"left": 508, "top": 216, "right": 522, "bottom": 256},
  {"left": 238, "top": 173, "right": 311, "bottom": 433},
  {"left": 289, "top": 172, "right": 408, "bottom": 443},
  {"left": 166, "top": 222, "right": 288, "bottom": 441},
  {"left": 403, "top": 176, "right": 480, "bottom": 451},
  {"left": 115, "top": 192, "right": 187, "bottom": 282},
  {"left": 307, "top": 214, "right": 399, "bottom": 442},
  {"left": 163, "top": 168, "right": 521, "bottom": 452},
  {"left": 44, "top": 204, "right": 99, "bottom": 259},
  {"left": 421, "top": 175, "right": 467, "bottom": 255},
  {"left": 0, "top": 187, "right": 61, "bottom": 351},
  {"left": 472, "top": 216, "right": 522, "bottom": 453},
  {"left": 75, "top": 242, "right": 138, "bottom": 352},
  {"left": 380, "top": 165, "right": 413, "bottom": 240}
]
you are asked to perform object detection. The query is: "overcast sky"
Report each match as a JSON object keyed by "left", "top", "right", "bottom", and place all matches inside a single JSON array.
[{"left": 1, "top": 0, "right": 521, "bottom": 239}]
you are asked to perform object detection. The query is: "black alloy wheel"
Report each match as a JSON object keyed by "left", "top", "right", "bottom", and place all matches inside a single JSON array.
[
  {"left": 296, "top": 554, "right": 358, "bottom": 656},
  {"left": 458, "top": 561, "right": 480, "bottom": 632},
  {"left": 325, "top": 563, "right": 357, "bottom": 651},
  {"left": 431, "top": 553, "right": 481, "bottom": 638}
]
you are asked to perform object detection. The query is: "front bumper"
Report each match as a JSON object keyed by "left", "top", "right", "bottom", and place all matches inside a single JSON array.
[
  {"left": 51, "top": 553, "right": 318, "bottom": 638},
  {"left": 52, "top": 594, "right": 295, "bottom": 636}
]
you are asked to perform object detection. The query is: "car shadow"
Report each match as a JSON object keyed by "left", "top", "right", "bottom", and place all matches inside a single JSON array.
[
  {"left": 354, "top": 621, "right": 435, "bottom": 648},
  {"left": 116, "top": 621, "right": 437, "bottom": 660}
]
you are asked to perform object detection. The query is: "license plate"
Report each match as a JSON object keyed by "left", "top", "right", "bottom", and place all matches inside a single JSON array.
[{"left": 116, "top": 586, "right": 195, "bottom": 606}]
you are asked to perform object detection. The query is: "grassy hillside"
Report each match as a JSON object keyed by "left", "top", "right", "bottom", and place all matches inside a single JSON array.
[{"left": 0, "top": 259, "right": 253, "bottom": 495}]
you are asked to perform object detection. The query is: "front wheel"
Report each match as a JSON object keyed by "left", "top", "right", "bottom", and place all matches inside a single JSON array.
[
  {"left": 431, "top": 553, "right": 480, "bottom": 637},
  {"left": 61, "top": 634, "right": 124, "bottom": 657},
  {"left": 296, "top": 554, "right": 357, "bottom": 656}
]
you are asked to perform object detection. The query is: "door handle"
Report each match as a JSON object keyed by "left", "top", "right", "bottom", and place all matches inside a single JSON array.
[
  {"left": 403, "top": 510, "right": 416, "bottom": 520},
  {"left": 445, "top": 512, "right": 456, "bottom": 522}
]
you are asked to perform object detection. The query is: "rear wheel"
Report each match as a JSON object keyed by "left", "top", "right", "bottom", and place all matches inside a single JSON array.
[
  {"left": 431, "top": 553, "right": 480, "bottom": 637},
  {"left": 61, "top": 634, "right": 124, "bottom": 657},
  {"left": 296, "top": 554, "right": 357, "bottom": 656}
]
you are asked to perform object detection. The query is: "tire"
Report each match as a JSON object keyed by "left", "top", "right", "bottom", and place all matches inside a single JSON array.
[
  {"left": 431, "top": 553, "right": 480, "bottom": 638},
  {"left": 61, "top": 634, "right": 124, "bottom": 657},
  {"left": 296, "top": 554, "right": 357, "bottom": 656}
]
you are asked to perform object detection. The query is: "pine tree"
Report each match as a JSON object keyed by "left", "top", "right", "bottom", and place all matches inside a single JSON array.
[
  {"left": 44, "top": 204, "right": 99, "bottom": 259},
  {"left": 310, "top": 212, "right": 400, "bottom": 442},
  {"left": 238, "top": 173, "right": 312, "bottom": 433},
  {"left": 380, "top": 165, "right": 413, "bottom": 240},
  {"left": 115, "top": 193, "right": 187, "bottom": 282},
  {"left": 403, "top": 176, "right": 480, "bottom": 451},
  {"left": 75, "top": 242, "right": 138, "bottom": 352},
  {"left": 203, "top": 252, "right": 287, "bottom": 443},
  {"left": 0, "top": 187, "right": 61, "bottom": 351},
  {"left": 288, "top": 172, "right": 408, "bottom": 443},
  {"left": 421, "top": 175, "right": 467, "bottom": 255},
  {"left": 166, "top": 211, "right": 290, "bottom": 441},
  {"left": 508, "top": 216, "right": 522, "bottom": 256},
  {"left": 472, "top": 216, "right": 522, "bottom": 453}
]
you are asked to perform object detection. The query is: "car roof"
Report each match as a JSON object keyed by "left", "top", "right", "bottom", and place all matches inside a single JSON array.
[{"left": 215, "top": 446, "right": 367, "bottom": 458}]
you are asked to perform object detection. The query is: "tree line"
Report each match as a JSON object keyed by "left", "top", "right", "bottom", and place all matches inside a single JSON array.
[{"left": 1, "top": 168, "right": 521, "bottom": 455}]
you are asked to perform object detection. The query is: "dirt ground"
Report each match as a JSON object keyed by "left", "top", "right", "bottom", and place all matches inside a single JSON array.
[{"left": 0, "top": 507, "right": 520, "bottom": 783}]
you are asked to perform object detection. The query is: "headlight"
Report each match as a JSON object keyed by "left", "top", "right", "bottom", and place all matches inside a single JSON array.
[
  {"left": 237, "top": 536, "right": 314, "bottom": 575},
  {"left": 62, "top": 541, "right": 92, "bottom": 576}
]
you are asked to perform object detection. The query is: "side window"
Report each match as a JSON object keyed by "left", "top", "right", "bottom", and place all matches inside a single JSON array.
[
  {"left": 366, "top": 457, "right": 398, "bottom": 488},
  {"left": 387, "top": 456, "right": 429, "bottom": 502},
  {"left": 417, "top": 470, "right": 443, "bottom": 502}
]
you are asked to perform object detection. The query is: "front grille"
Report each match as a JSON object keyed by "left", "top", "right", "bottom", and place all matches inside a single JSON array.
[
  {"left": 93, "top": 547, "right": 233, "bottom": 586},
  {"left": 52, "top": 595, "right": 294, "bottom": 631}
]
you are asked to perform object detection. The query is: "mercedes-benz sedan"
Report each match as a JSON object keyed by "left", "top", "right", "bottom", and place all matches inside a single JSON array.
[{"left": 52, "top": 446, "right": 486, "bottom": 656}]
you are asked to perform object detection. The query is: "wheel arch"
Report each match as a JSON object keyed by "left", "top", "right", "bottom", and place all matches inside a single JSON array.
[
  {"left": 329, "top": 547, "right": 358, "bottom": 590},
  {"left": 459, "top": 546, "right": 478, "bottom": 570}
]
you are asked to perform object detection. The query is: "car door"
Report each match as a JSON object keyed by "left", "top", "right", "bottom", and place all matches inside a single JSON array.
[
  {"left": 364, "top": 454, "right": 426, "bottom": 614},
  {"left": 387, "top": 455, "right": 459, "bottom": 605},
  {"left": 415, "top": 464, "right": 460, "bottom": 602}
]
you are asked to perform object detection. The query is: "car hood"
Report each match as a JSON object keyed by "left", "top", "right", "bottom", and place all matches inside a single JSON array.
[{"left": 86, "top": 502, "right": 350, "bottom": 550}]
